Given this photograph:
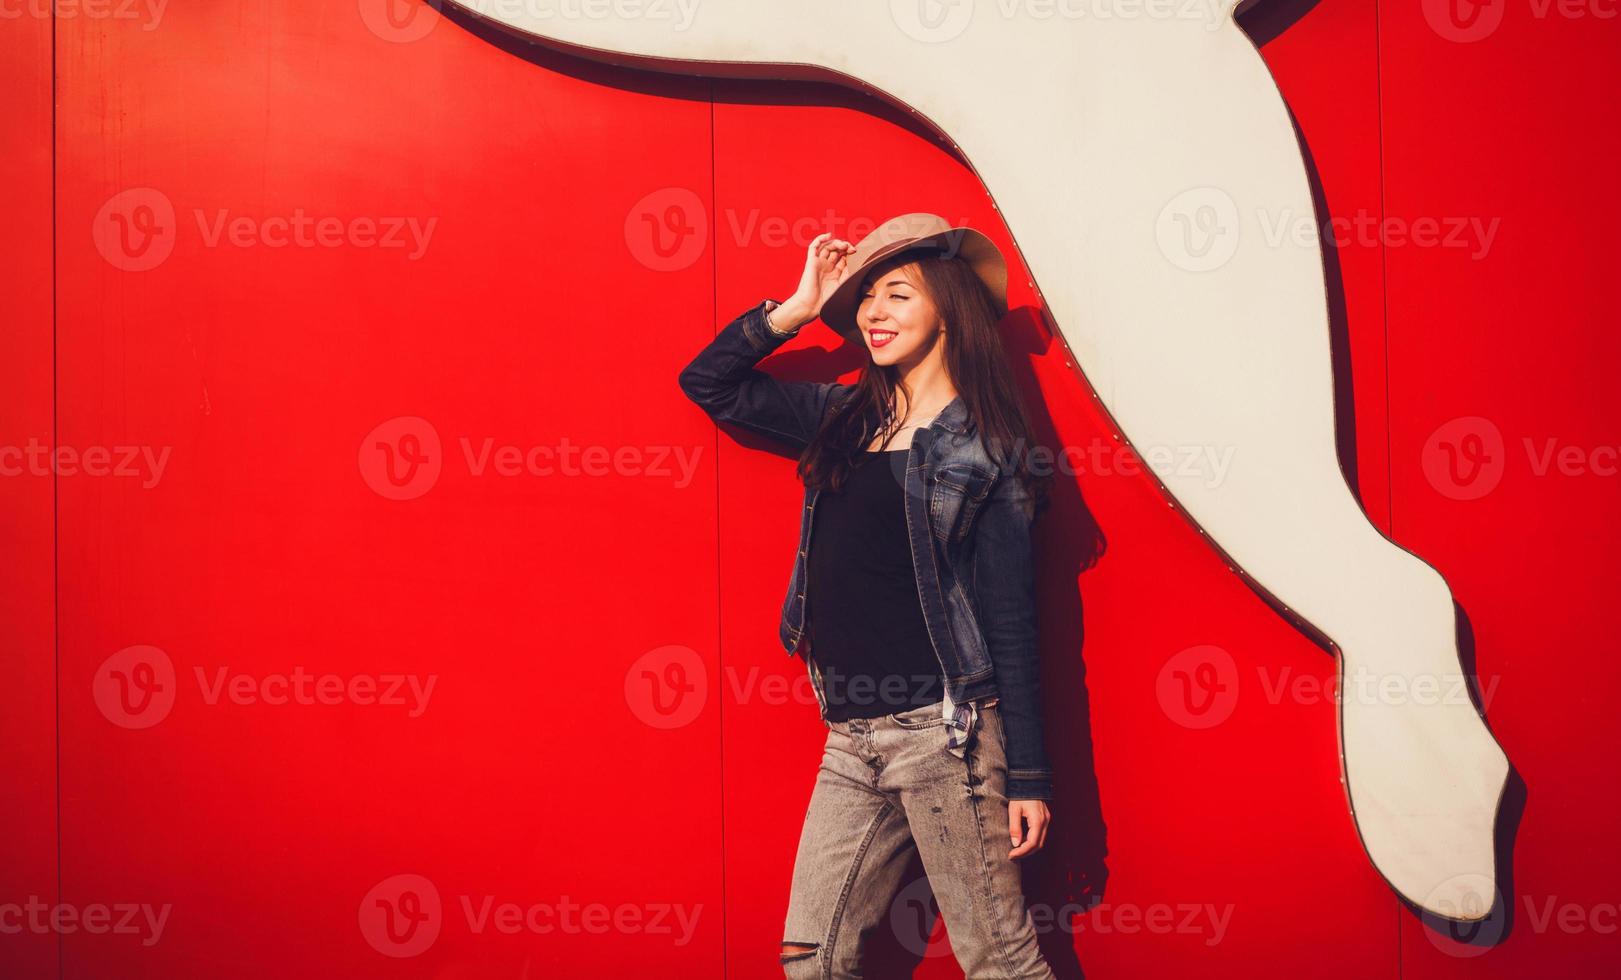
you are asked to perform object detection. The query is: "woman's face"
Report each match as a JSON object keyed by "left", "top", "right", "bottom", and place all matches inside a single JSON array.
[{"left": 856, "top": 260, "right": 943, "bottom": 368}]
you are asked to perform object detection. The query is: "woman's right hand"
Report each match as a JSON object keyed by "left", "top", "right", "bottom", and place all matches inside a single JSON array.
[{"left": 778, "top": 232, "right": 858, "bottom": 330}]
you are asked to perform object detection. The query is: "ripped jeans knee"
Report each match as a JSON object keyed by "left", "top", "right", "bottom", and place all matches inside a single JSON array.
[{"left": 779, "top": 941, "right": 818, "bottom": 977}]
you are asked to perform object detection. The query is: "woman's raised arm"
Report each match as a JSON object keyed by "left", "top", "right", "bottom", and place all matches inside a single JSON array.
[{"left": 677, "top": 233, "right": 858, "bottom": 453}]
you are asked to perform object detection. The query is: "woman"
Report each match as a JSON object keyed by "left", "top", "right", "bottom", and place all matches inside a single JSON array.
[{"left": 678, "top": 214, "right": 1056, "bottom": 978}]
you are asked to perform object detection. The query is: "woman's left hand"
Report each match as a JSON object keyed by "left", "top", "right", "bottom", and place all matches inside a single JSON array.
[{"left": 1008, "top": 800, "right": 1051, "bottom": 859}]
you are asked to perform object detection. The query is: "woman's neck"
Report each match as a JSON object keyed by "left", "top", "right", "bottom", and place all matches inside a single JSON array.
[{"left": 891, "top": 358, "right": 957, "bottom": 419}]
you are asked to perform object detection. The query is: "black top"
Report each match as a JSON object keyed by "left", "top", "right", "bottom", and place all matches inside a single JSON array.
[{"left": 805, "top": 448, "right": 944, "bottom": 720}]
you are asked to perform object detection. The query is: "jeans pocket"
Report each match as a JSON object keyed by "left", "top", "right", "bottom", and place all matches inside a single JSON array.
[{"left": 891, "top": 699, "right": 947, "bottom": 730}]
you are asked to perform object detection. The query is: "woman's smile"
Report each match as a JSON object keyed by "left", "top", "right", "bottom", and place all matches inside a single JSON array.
[{"left": 868, "top": 329, "right": 898, "bottom": 348}]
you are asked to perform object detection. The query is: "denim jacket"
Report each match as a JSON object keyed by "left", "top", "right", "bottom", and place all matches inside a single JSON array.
[{"left": 678, "top": 299, "right": 1054, "bottom": 801}]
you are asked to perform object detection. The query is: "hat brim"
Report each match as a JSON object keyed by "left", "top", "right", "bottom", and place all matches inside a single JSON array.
[{"left": 819, "top": 228, "right": 1009, "bottom": 341}]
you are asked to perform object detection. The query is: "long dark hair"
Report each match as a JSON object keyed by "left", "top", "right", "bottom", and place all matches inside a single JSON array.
[{"left": 796, "top": 248, "right": 1052, "bottom": 520}]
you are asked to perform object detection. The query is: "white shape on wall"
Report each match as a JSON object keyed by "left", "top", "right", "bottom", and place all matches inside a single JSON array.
[{"left": 443, "top": 0, "right": 1513, "bottom": 922}]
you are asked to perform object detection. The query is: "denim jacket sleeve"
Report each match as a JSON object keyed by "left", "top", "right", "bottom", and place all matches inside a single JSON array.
[
  {"left": 972, "top": 474, "right": 1055, "bottom": 802},
  {"left": 677, "top": 299, "right": 848, "bottom": 454}
]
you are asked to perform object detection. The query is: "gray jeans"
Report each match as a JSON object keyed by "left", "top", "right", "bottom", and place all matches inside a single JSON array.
[{"left": 780, "top": 697, "right": 1056, "bottom": 978}]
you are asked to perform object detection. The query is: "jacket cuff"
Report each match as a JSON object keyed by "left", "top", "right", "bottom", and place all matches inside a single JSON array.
[
  {"left": 743, "top": 298, "right": 800, "bottom": 351},
  {"left": 1006, "top": 771, "right": 1054, "bottom": 802}
]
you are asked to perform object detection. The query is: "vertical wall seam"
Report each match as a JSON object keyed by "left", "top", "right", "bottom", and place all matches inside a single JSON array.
[
  {"left": 1374, "top": 0, "right": 1395, "bottom": 543},
  {"left": 51, "top": 2, "right": 63, "bottom": 978},
  {"left": 707, "top": 83, "right": 728, "bottom": 980}
]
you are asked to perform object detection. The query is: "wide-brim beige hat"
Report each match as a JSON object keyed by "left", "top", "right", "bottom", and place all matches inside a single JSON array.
[{"left": 819, "top": 212, "right": 1009, "bottom": 342}]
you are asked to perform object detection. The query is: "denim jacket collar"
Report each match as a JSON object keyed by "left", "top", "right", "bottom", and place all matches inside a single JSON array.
[{"left": 931, "top": 395, "right": 971, "bottom": 435}]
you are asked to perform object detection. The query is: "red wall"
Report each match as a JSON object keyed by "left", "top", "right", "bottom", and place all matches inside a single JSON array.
[
  {"left": 1, "top": 5, "right": 59, "bottom": 979},
  {"left": 5, "top": 1, "right": 1616, "bottom": 976}
]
